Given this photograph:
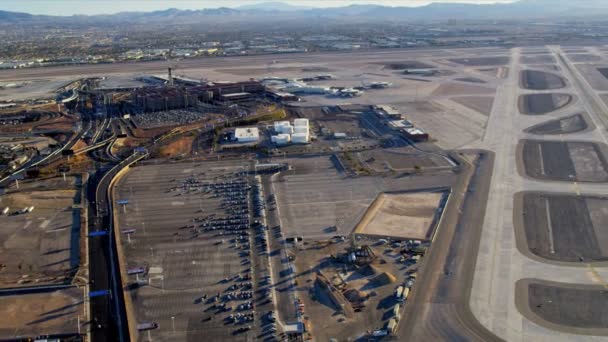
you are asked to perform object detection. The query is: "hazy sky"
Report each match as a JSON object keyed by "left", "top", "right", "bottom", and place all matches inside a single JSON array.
[{"left": 1, "top": 0, "right": 517, "bottom": 16}]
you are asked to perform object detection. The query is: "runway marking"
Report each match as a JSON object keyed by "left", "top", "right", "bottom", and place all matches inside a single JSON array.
[
  {"left": 544, "top": 198, "right": 555, "bottom": 254},
  {"left": 587, "top": 264, "right": 608, "bottom": 290},
  {"left": 538, "top": 144, "right": 545, "bottom": 175}
]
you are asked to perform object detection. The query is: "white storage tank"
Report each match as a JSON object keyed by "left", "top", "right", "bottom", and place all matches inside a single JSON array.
[
  {"left": 282, "top": 125, "right": 294, "bottom": 134},
  {"left": 274, "top": 134, "right": 291, "bottom": 145},
  {"left": 294, "top": 125, "right": 308, "bottom": 134},
  {"left": 294, "top": 118, "right": 309, "bottom": 127},
  {"left": 274, "top": 121, "right": 292, "bottom": 133},
  {"left": 292, "top": 132, "right": 309, "bottom": 144}
]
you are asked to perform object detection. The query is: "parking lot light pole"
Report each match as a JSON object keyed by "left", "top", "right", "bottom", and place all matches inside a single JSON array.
[{"left": 171, "top": 316, "right": 175, "bottom": 333}]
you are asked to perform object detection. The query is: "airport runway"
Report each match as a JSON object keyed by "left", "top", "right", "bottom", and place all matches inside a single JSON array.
[
  {"left": 469, "top": 46, "right": 608, "bottom": 341},
  {"left": 0, "top": 47, "right": 484, "bottom": 81}
]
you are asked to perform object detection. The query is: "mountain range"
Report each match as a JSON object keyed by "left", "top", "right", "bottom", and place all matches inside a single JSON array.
[{"left": 1, "top": 0, "right": 608, "bottom": 25}]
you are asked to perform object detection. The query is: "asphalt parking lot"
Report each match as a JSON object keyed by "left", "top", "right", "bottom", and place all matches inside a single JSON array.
[
  {"left": 116, "top": 160, "right": 270, "bottom": 341},
  {"left": 131, "top": 109, "right": 218, "bottom": 129}
]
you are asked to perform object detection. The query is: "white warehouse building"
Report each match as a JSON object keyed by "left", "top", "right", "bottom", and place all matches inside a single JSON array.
[{"left": 234, "top": 127, "right": 260, "bottom": 143}]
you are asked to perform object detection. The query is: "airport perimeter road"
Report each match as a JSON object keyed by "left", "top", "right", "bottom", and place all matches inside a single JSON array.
[
  {"left": 88, "top": 152, "right": 145, "bottom": 342},
  {"left": 398, "top": 151, "right": 502, "bottom": 342}
]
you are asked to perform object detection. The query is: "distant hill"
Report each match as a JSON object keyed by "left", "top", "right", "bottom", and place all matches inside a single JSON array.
[
  {"left": 237, "top": 2, "right": 315, "bottom": 12},
  {"left": 1, "top": 0, "right": 608, "bottom": 25}
]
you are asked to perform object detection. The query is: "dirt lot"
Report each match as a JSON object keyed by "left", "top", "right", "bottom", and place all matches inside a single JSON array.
[
  {"left": 515, "top": 192, "right": 608, "bottom": 262},
  {"left": 0, "top": 287, "right": 84, "bottom": 339},
  {"left": 524, "top": 114, "right": 589, "bottom": 135},
  {"left": 291, "top": 238, "right": 411, "bottom": 341},
  {"left": 156, "top": 135, "right": 195, "bottom": 158},
  {"left": 518, "top": 93, "right": 573, "bottom": 115},
  {"left": 354, "top": 191, "right": 446, "bottom": 240},
  {"left": 520, "top": 140, "right": 608, "bottom": 182},
  {"left": 448, "top": 56, "right": 510, "bottom": 66},
  {"left": 273, "top": 155, "right": 456, "bottom": 240},
  {"left": 317, "top": 117, "right": 364, "bottom": 137},
  {"left": 356, "top": 148, "right": 451, "bottom": 173},
  {"left": 520, "top": 70, "right": 566, "bottom": 90},
  {"left": 516, "top": 279, "right": 608, "bottom": 333},
  {"left": 0, "top": 187, "right": 81, "bottom": 288},
  {"left": 520, "top": 55, "right": 557, "bottom": 64},
  {"left": 450, "top": 96, "right": 495, "bottom": 116}
]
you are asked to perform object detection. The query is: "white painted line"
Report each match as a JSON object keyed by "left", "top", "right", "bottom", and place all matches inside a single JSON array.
[
  {"left": 544, "top": 198, "right": 555, "bottom": 254},
  {"left": 538, "top": 144, "right": 545, "bottom": 176}
]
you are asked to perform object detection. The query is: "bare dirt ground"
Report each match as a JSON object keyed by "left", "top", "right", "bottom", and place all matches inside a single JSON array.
[
  {"left": 291, "top": 239, "right": 407, "bottom": 341},
  {"left": 356, "top": 148, "right": 450, "bottom": 173},
  {"left": 0, "top": 287, "right": 84, "bottom": 339},
  {"left": 431, "top": 82, "right": 496, "bottom": 96},
  {"left": 354, "top": 192, "right": 445, "bottom": 240},
  {"left": 518, "top": 93, "right": 573, "bottom": 115},
  {"left": 273, "top": 155, "right": 456, "bottom": 240},
  {"left": 0, "top": 188, "right": 81, "bottom": 288},
  {"left": 156, "top": 135, "right": 195, "bottom": 158},
  {"left": 450, "top": 96, "right": 495, "bottom": 116}
]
